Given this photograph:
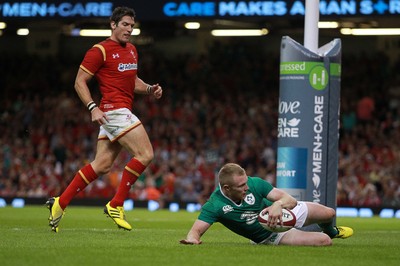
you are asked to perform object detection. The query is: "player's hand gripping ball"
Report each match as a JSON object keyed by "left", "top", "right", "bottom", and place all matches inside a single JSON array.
[{"left": 258, "top": 208, "right": 296, "bottom": 232}]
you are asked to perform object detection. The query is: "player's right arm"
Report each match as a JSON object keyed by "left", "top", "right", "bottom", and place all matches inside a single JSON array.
[
  {"left": 74, "top": 68, "right": 94, "bottom": 105},
  {"left": 74, "top": 68, "right": 108, "bottom": 125},
  {"left": 262, "top": 187, "right": 297, "bottom": 228},
  {"left": 180, "top": 219, "right": 211, "bottom": 245}
]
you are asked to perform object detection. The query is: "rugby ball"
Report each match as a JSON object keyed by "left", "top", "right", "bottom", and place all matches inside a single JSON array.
[{"left": 258, "top": 208, "right": 296, "bottom": 232}]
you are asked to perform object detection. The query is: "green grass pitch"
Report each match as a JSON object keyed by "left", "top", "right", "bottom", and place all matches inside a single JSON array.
[{"left": 0, "top": 206, "right": 399, "bottom": 266}]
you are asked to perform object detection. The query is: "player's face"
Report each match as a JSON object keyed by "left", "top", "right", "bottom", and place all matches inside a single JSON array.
[
  {"left": 111, "top": 15, "right": 135, "bottom": 44},
  {"left": 228, "top": 174, "right": 249, "bottom": 202}
]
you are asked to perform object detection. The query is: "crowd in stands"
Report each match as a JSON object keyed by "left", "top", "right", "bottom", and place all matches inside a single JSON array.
[{"left": 1, "top": 40, "right": 400, "bottom": 208}]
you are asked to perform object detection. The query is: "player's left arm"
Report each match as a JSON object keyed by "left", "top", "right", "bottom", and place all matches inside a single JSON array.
[
  {"left": 180, "top": 219, "right": 211, "bottom": 245},
  {"left": 135, "top": 76, "right": 162, "bottom": 99}
]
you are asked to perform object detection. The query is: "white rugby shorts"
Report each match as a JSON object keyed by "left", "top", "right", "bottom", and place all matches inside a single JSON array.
[
  {"left": 98, "top": 108, "right": 142, "bottom": 142},
  {"left": 257, "top": 201, "right": 308, "bottom": 245}
]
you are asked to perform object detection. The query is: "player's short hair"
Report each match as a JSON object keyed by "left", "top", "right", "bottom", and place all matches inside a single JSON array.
[
  {"left": 110, "top": 6, "right": 136, "bottom": 25},
  {"left": 218, "top": 163, "right": 246, "bottom": 186}
]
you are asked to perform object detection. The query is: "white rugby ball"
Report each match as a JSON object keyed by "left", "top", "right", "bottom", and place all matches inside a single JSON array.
[{"left": 258, "top": 208, "right": 296, "bottom": 232}]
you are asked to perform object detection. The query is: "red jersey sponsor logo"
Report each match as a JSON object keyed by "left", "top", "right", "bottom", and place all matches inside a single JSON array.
[{"left": 118, "top": 63, "right": 137, "bottom": 72}]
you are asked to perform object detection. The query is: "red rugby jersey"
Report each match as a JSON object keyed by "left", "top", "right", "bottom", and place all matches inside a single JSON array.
[{"left": 80, "top": 38, "right": 138, "bottom": 111}]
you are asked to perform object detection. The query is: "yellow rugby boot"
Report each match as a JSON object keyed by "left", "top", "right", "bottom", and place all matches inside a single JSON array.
[
  {"left": 46, "top": 197, "right": 65, "bottom": 233},
  {"left": 334, "top": 226, "right": 354, "bottom": 239},
  {"left": 104, "top": 202, "right": 132, "bottom": 231}
]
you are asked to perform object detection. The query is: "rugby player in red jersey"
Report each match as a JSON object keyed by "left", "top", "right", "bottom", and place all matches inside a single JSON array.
[{"left": 46, "top": 6, "right": 162, "bottom": 232}]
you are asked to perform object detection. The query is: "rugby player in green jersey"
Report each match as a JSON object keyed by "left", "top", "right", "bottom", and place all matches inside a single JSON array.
[{"left": 180, "top": 163, "right": 353, "bottom": 246}]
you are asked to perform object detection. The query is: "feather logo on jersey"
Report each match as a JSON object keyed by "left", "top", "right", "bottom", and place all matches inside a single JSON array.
[
  {"left": 244, "top": 193, "right": 255, "bottom": 205},
  {"left": 130, "top": 50, "right": 136, "bottom": 60},
  {"left": 118, "top": 63, "right": 137, "bottom": 72},
  {"left": 222, "top": 205, "right": 233, "bottom": 214}
]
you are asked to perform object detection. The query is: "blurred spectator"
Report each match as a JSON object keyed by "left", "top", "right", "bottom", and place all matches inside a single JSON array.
[
  {"left": 180, "top": 183, "right": 200, "bottom": 203},
  {"left": 357, "top": 95, "right": 375, "bottom": 123}
]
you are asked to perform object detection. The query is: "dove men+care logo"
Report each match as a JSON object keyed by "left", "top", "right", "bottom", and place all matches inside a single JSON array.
[
  {"left": 277, "top": 100, "right": 301, "bottom": 138},
  {"left": 312, "top": 95, "right": 324, "bottom": 203}
]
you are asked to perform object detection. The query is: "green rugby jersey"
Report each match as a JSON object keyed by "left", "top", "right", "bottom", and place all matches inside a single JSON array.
[{"left": 198, "top": 176, "right": 274, "bottom": 243}]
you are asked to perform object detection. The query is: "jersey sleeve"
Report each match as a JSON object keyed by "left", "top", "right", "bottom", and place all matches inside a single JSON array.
[
  {"left": 198, "top": 201, "right": 219, "bottom": 225},
  {"left": 80, "top": 45, "right": 105, "bottom": 75},
  {"left": 250, "top": 177, "right": 274, "bottom": 199}
]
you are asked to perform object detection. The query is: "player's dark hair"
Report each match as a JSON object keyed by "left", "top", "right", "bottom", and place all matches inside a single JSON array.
[{"left": 110, "top": 6, "right": 136, "bottom": 25}]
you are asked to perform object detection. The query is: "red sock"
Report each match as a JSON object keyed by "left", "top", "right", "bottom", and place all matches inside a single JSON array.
[
  {"left": 110, "top": 158, "right": 146, "bottom": 208},
  {"left": 59, "top": 164, "right": 98, "bottom": 209}
]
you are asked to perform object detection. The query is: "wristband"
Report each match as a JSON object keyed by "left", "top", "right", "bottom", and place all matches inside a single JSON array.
[
  {"left": 146, "top": 85, "right": 153, "bottom": 95},
  {"left": 87, "top": 101, "right": 97, "bottom": 112}
]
